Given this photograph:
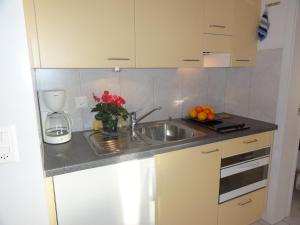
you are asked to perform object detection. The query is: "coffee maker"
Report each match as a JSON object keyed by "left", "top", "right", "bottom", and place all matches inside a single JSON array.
[{"left": 39, "top": 90, "right": 72, "bottom": 144}]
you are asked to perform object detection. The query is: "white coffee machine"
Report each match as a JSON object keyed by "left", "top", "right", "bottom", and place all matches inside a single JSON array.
[{"left": 39, "top": 90, "right": 72, "bottom": 144}]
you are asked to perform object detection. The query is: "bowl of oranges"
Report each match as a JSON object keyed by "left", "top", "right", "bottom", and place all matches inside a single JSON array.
[{"left": 188, "top": 105, "right": 216, "bottom": 122}]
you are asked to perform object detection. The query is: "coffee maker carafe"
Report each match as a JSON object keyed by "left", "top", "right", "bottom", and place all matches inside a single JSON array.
[{"left": 40, "top": 90, "right": 72, "bottom": 144}]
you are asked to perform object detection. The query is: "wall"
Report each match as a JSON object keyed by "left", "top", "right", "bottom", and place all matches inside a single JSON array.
[
  {"left": 294, "top": 2, "right": 300, "bottom": 170},
  {"left": 35, "top": 48, "right": 282, "bottom": 131},
  {"left": 0, "top": 1, "right": 49, "bottom": 225},
  {"left": 258, "top": 0, "right": 288, "bottom": 50},
  {"left": 261, "top": 0, "right": 300, "bottom": 223}
]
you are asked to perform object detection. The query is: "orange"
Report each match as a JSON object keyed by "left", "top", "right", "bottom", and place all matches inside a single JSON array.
[
  {"left": 188, "top": 109, "right": 197, "bottom": 119},
  {"left": 203, "top": 105, "right": 215, "bottom": 113},
  {"left": 195, "top": 106, "right": 203, "bottom": 113},
  {"left": 203, "top": 108, "right": 212, "bottom": 114},
  {"left": 197, "top": 112, "right": 207, "bottom": 121},
  {"left": 207, "top": 113, "right": 216, "bottom": 121}
]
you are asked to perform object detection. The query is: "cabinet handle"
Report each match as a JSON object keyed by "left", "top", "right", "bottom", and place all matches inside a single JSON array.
[
  {"left": 238, "top": 199, "right": 252, "bottom": 206},
  {"left": 243, "top": 139, "right": 258, "bottom": 144},
  {"left": 182, "top": 59, "right": 201, "bottom": 62},
  {"left": 235, "top": 59, "right": 250, "bottom": 62},
  {"left": 201, "top": 149, "right": 220, "bottom": 154},
  {"left": 209, "top": 24, "right": 226, "bottom": 29},
  {"left": 107, "top": 58, "right": 130, "bottom": 61}
]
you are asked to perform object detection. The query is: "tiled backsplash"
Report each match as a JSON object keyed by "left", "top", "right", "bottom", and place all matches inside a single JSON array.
[{"left": 35, "top": 49, "right": 282, "bottom": 132}]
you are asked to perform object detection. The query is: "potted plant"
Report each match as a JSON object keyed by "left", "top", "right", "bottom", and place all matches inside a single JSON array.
[{"left": 91, "top": 91, "right": 129, "bottom": 133}]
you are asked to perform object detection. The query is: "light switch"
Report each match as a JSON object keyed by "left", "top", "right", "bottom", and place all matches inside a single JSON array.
[{"left": 0, "top": 126, "right": 19, "bottom": 163}]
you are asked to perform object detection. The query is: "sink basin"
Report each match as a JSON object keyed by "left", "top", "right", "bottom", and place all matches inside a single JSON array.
[{"left": 136, "top": 121, "right": 206, "bottom": 143}]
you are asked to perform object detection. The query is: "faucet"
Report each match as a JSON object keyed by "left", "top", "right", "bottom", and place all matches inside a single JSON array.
[{"left": 130, "top": 106, "right": 162, "bottom": 128}]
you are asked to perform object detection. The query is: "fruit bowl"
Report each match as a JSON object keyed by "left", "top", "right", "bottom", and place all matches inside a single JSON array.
[{"left": 188, "top": 105, "right": 216, "bottom": 122}]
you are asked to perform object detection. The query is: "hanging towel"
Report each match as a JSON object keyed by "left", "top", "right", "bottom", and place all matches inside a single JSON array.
[{"left": 258, "top": 9, "right": 270, "bottom": 41}]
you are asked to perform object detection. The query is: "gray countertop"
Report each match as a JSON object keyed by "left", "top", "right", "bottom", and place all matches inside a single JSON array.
[{"left": 44, "top": 114, "right": 277, "bottom": 177}]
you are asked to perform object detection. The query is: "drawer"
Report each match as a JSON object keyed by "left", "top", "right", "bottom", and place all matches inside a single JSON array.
[
  {"left": 221, "top": 132, "right": 273, "bottom": 158},
  {"left": 218, "top": 188, "right": 267, "bottom": 225}
]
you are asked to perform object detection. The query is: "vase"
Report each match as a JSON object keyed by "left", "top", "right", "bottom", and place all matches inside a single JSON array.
[
  {"left": 93, "top": 119, "right": 103, "bottom": 131},
  {"left": 102, "top": 118, "right": 119, "bottom": 134}
]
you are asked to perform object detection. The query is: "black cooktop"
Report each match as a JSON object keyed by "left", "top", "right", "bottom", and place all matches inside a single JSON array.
[{"left": 186, "top": 113, "right": 250, "bottom": 133}]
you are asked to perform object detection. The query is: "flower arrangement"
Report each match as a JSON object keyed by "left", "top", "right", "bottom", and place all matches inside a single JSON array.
[{"left": 91, "top": 91, "right": 129, "bottom": 132}]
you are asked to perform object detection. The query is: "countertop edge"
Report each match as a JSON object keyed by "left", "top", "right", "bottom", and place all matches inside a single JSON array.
[{"left": 45, "top": 125, "right": 277, "bottom": 177}]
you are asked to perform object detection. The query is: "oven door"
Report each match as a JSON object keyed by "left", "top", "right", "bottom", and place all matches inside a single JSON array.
[{"left": 219, "top": 156, "right": 269, "bottom": 203}]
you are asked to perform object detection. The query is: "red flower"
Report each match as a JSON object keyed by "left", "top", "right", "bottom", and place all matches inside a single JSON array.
[
  {"left": 101, "top": 91, "right": 114, "bottom": 103},
  {"left": 93, "top": 93, "right": 101, "bottom": 102},
  {"left": 93, "top": 90, "right": 126, "bottom": 107}
]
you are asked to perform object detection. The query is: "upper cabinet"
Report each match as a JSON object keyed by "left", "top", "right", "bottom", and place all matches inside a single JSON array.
[
  {"left": 33, "top": 0, "right": 135, "bottom": 68},
  {"left": 135, "top": 0, "right": 204, "bottom": 68},
  {"left": 24, "top": 0, "right": 261, "bottom": 68},
  {"left": 203, "top": 0, "right": 235, "bottom": 36},
  {"left": 23, "top": 0, "right": 41, "bottom": 68},
  {"left": 231, "top": 0, "right": 261, "bottom": 67}
]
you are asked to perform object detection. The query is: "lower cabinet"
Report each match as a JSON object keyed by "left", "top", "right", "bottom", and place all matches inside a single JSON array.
[
  {"left": 45, "top": 132, "right": 273, "bottom": 225},
  {"left": 218, "top": 188, "right": 268, "bottom": 225},
  {"left": 155, "top": 144, "right": 221, "bottom": 225}
]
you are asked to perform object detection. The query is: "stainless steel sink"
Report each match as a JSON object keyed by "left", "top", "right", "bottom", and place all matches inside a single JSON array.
[{"left": 136, "top": 121, "right": 206, "bottom": 143}]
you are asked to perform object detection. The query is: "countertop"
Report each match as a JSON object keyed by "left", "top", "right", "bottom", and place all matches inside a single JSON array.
[{"left": 44, "top": 114, "right": 277, "bottom": 177}]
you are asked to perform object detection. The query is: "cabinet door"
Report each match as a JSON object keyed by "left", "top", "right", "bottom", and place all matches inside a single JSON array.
[
  {"left": 231, "top": 0, "right": 261, "bottom": 67},
  {"left": 203, "top": 0, "right": 234, "bottom": 35},
  {"left": 155, "top": 144, "right": 221, "bottom": 225},
  {"left": 23, "top": 0, "right": 41, "bottom": 68},
  {"left": 218, "top": 188, "right": 267, "bottom": 225},
  {"left": 135, "top": 0, "right": 204, "bottom": 68},
  {"left": 34, "top": 0, "right": 135, "bottom": 68}
]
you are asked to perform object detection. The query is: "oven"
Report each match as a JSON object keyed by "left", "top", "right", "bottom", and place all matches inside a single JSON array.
[{"left": 219, "top": 147, "right": 270, "bottom": 203}]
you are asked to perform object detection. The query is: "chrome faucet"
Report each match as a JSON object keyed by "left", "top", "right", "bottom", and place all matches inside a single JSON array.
[{"left": 130, "top": 106, "right": 162, "bottom": 128}]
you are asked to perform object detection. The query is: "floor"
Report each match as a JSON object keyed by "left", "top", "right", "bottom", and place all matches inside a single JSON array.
[{"left": 252, "top": 189, "right": 300, "bottom": 225}]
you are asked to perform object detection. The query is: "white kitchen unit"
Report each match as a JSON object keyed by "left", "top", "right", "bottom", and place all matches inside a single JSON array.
[{"left": 53, "top": 158, "right": 155, "bottom": 225}]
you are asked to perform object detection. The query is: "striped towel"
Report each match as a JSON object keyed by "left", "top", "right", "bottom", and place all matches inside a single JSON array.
[{"left": 258, "top": 9, "right": 270, "bottom": 41}]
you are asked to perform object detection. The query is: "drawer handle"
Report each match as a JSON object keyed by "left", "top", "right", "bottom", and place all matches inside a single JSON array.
[
  {"left": 243, "top": 139, "right": 258, "bottom": 144},
  {"left": 209, "top": 24, "right": 226, "bottom": 29},
  {"left": 182, "top": 59, "right": 201, "bottom": 62},
  {"left": 201, "top": 149, "right": 219, "bottom": 154},
  {"left": 236, "top": 59, "right": 250, "bottom": 62},
  {"left": 238, "top": 199, "right": 252, "bottom": 206},
  {"left": 107, "top": 58, "right": 130, "bottom": 61}
]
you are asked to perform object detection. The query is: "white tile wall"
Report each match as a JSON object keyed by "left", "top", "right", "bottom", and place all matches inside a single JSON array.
[
  {"left": 179, "top": 68, "right": 208, "bottom": 117},
  {"left": 225, "top": 67, "right": 252, "bottom": 117},
  {"left": 207, "top": 68, "right": 226, "bottom": 113},
  {"left": 120, "top": 69, "right": 155, "bottom": 122},
  {"left": 35, "top": 69, "right": 83, "bottom": 131},
  {"left": 34, "top": 49, "right": 282, "bottom": 132},
  {"left": 249, "top": 49, "right": 282, "bottom": 123}
]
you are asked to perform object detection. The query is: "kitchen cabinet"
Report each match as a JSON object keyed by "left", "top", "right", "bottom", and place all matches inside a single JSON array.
[
  {"left": 155, "top": 144, "right": 221, "bottom": 225},
  {"left": 45, "top": 178, "right": 58, "bottom": 225},
  {"left": 203, "top": 34, "right": 232, "bottom": 53},
  {"left": 231, "top": 0, "right": 261, "bottom": 67},
  {"left": 23, "top": 0, "right": 41, "bottom": 68},
  {"left": 203, "top": 0, "right": 235, "bottom": 35},
  {"left": 33, "top": 0, "right": 135, "bottom": 68},
  {"left": 218, "top": 188, "right": 268, "bottom": 225},
  {"left": 221, "top": 132, "right": 272, "bottom": 158},
  {"left": 135, "top": 0, "right": 204, "bottom": 68}
]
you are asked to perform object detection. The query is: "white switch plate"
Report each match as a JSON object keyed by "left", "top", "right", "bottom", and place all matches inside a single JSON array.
[
  {"left": 75, "top": 96, "right": 88, "bottom": 109},
  {"left": 0, "top": 126, "right": 19, "bottom": 163}
]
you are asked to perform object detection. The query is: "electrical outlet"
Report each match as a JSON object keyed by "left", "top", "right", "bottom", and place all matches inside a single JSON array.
[
  {"left": 75, "top": 96, "right": 88, "bottom": 109},
  {"left": 0, "top": 126, "right": 19, "bottom": 163}
]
